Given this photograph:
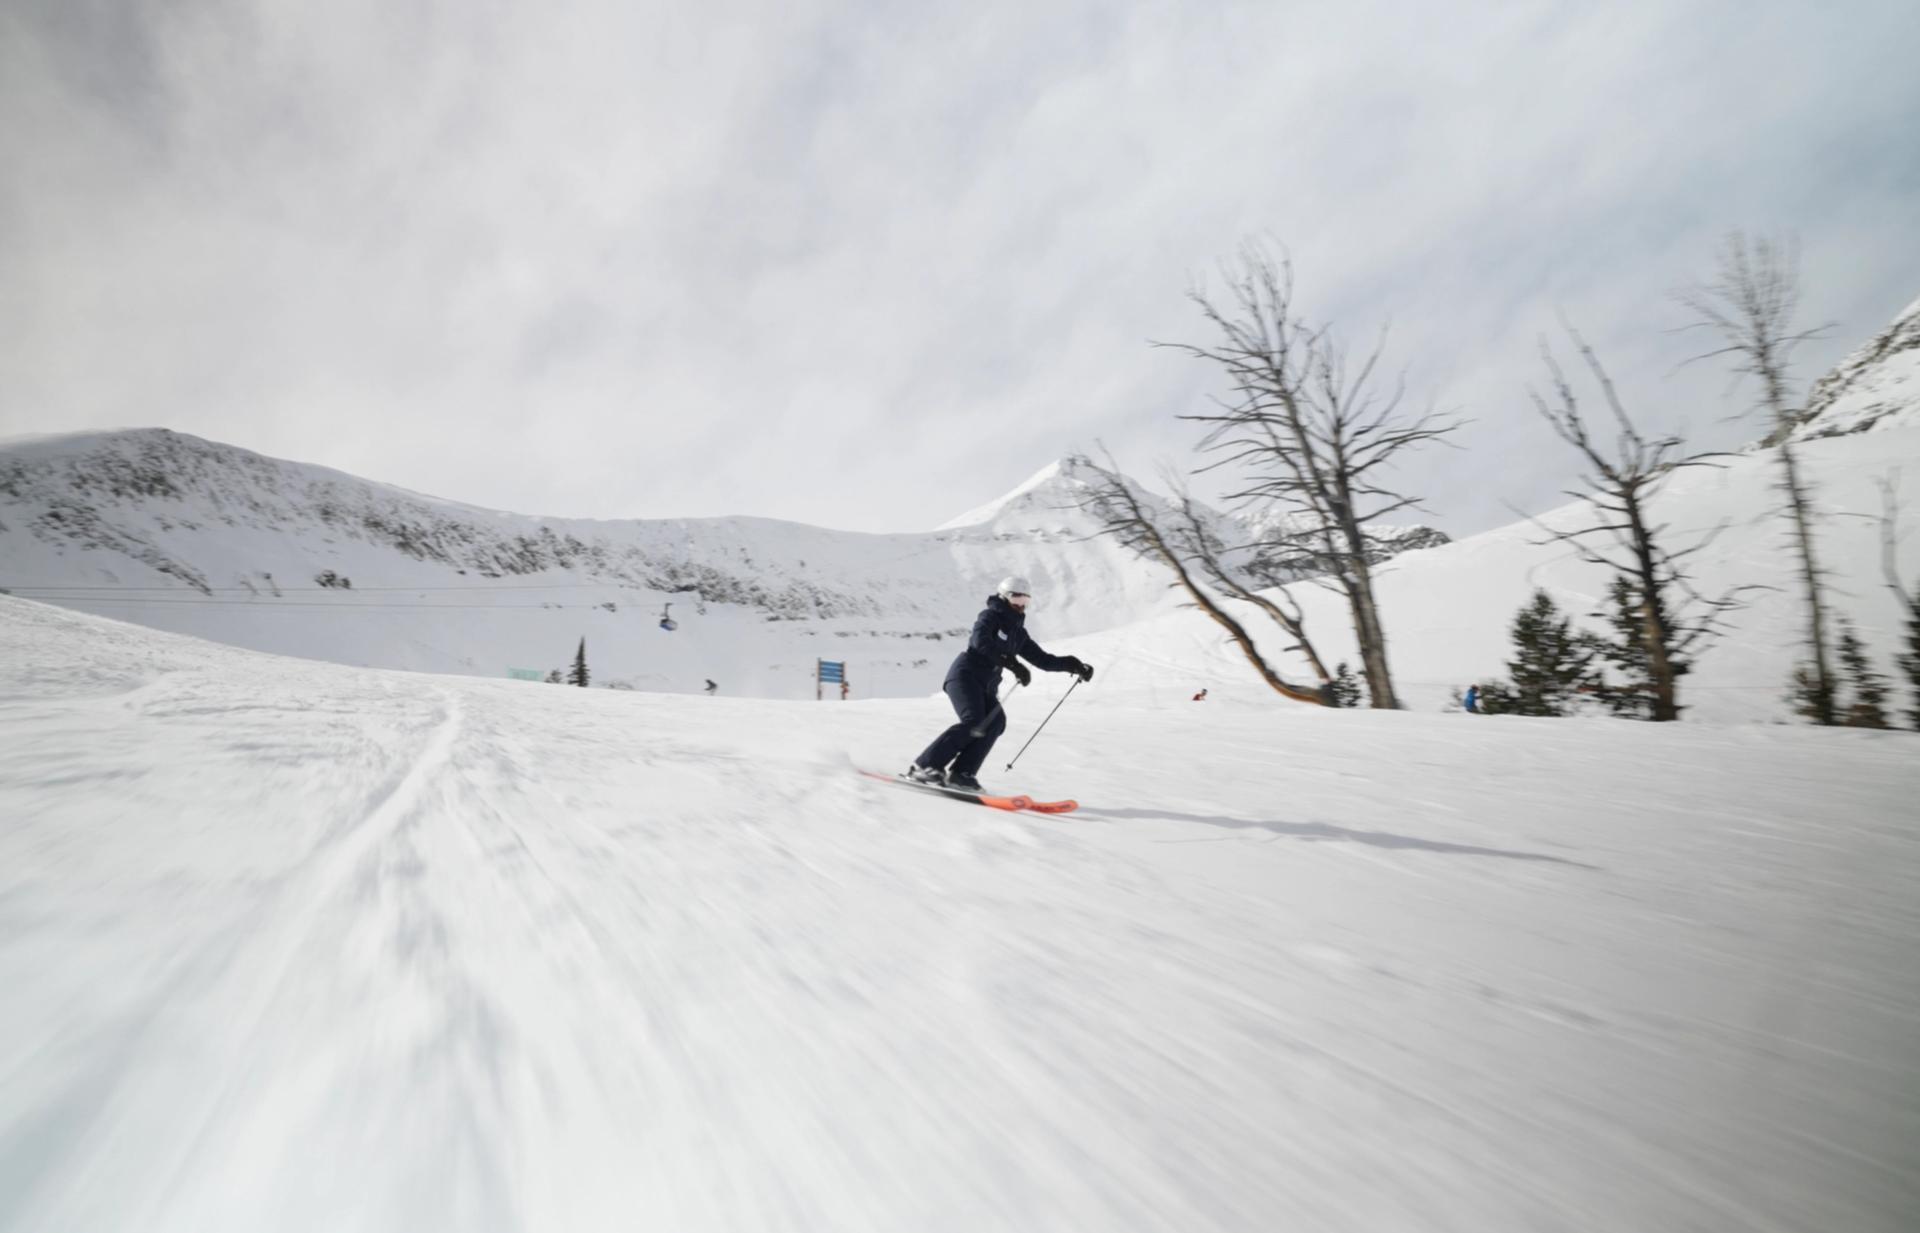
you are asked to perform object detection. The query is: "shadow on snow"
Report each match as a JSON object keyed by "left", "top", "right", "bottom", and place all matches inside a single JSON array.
[{"left": 1073, "top": 807, "right": 1601, "bottom": 870}]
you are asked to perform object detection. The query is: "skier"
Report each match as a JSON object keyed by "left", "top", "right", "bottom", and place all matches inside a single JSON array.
[
  {"left": 907, "top": 575, "right": 1093, "bottom": 791},
  {"left": 1463, "top": 683, "right": 1480, "bottom": 714},
  {"left": 1192, "top": 688, "right": 1208, "bottom": 701}
]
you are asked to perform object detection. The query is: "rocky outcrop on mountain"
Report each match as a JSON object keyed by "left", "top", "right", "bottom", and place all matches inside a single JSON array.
[
  {"left": 1784, "top": 295, "right": 1920, "bottom": 443},
  {"left": 1223, "top": 505, "right": 1451, "bottom": 582}
]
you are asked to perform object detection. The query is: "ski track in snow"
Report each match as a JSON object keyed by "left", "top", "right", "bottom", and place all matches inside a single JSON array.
[{"left": 2, "top": 596, "right": 1918, "bottom": 1232}]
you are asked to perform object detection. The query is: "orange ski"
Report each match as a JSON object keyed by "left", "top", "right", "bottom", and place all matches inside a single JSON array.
[{"left": 858, "top": 769, "right": 1076, "bottom": 814}]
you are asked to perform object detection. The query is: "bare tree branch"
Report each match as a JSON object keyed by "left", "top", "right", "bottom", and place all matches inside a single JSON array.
[
  {"left": 1526, "top": 330, "right": 1741, "bottom": 720},
  {"left": 1159, "top": 241, "right": 1461, "bottom": 708},
  {"left": 1068, "top": 448, "right": 1331, "bottom": 705},
  {"left": 1878, "top": 471, "right": 1914, "bottom": 603},
  {"left": 1677, "top": 230, "right": 1836, "bottom": 723}
]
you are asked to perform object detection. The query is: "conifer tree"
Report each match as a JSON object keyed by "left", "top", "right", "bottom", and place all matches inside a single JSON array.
[
  {"left": 1584, "top": 575, "right": 1688, "bottom": 720},
  {"left": 568, "top": 637, "right": 590, "bottom": 688},
  {"left": 1473, "top": 681, "right": 1518, "bottom": 715},
  {"left": 1503, "top": 589, "right": 1596, "bottom": 717},
  {"left": 1329, "top": 661, "right": 1363, "bottom": 708},
  {"left": 1785, "top": 664, "right": 1826, "bottom": 723},
  {"left": 1902, "top": 588, "right": 1920, "bottom": 731},
  {"left": 1875, "top": 477, "right": 1920, "bottom": 730},
  {"left": 1836, "top": 620, "right": 1890, "bottom": 729},
  {"left": 1526, "top": 333, "right": 1735, "bottom": 720}
]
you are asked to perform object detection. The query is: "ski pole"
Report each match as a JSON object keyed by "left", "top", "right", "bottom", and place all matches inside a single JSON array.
[
  {"left": 971, "top": 682, "right": 1021, "bottom": 738},
  {"left": 1004, "top": 677, "right": 1081, "bottom": 772}
]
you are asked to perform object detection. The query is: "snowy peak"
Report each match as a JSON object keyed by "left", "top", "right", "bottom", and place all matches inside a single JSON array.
[
  {"left": 935, "top": 457, "right": 1106, "bottom": 533},
  {"left": 1789, "top": 293, "right": 1920, "bottom": 442},
  {"left": 935, "top": 454, "right": 1451, "bottom": 586},
  {"left": 0, "top": 430, "right": 1214, "bottom": 691}
]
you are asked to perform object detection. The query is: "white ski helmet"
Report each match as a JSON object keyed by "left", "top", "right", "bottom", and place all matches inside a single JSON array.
[{"left": 996, "top": 574, "right": 1032, "bottom": 599}]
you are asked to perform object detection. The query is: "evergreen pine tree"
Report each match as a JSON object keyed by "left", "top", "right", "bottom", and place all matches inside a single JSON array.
[
  {"left": 568, "top": 638, "right": 590, "bottom": 688},
  {"left": 1584, "top": 575, "right": 1686, "bottom": 720},
  {"left": 1329, "top": 661, "right": 1363, "bottom": 708},
  {"left": 1900, "top": 586, "right": 1920, "bottom": 731},
  {"left": 1836, "top": 619, "right": 1890, "bottom": 729},
  {"left": 1473, "top": 681, "right": 1518, "bottom": 715},
  {"left": 544, "top": 668, "right": 563, "bottom": 684},
  {"left": 1503, "top": 589, "right": 1596, "bottom": 717},
  {"left": 1785, "top": 664, "right": 1826, "bottom": 722}
]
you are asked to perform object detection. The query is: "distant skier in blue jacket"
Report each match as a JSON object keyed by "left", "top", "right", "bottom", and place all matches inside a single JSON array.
[{"left": 908, "top": 575, "right": 1093, "bottom": 791}]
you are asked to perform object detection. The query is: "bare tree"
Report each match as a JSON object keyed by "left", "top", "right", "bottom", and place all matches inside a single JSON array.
[
  {"left": 1877, "top": 473, "right": 1920, "bottom": 729},
  {"left": 1157, "top": 476, "right": 1336, "bottom": 686},
  {"left": 1167, "top": 243, "right": 1459, "bottom": 708},
  {"left": 1526, "top": 330, "right": 1741, "bottom": 721},
  {"left": 1070, "top": 450, "right": 1331, "bottom": 705},
  {"left": 1676, "top": 233, "right": 1835, "bottom": 722}
]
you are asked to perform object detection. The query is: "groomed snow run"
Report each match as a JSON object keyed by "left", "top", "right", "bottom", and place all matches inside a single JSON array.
[{"left": 2, "top": 595, "right": 1917, "bottom": 1232}]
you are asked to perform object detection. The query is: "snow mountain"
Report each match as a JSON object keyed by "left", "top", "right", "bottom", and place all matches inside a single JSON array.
[
  {"left": 941, "top": 456, "right": 1451, "bottom": 577},
  {"left": 0, "top": 431, "right": 1174, "bottom": 695},
  {"left": 0, "top": 435, "right": 1440, "bottom": 697},
  {"left": 3, "top": 292, "right": 1916, "bottom": 716},
  {"left": 1789, "top": 294, "right": 1920, "bottom": 442}
]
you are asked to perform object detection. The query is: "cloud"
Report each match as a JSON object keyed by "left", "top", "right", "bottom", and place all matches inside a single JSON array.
[{"left": 3, "top": 0, "right": 1917, "bottom": 535}]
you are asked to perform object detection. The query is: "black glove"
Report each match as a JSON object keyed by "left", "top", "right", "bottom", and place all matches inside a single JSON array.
[
  {"left": 1064, "top": 657, "right": 1094, "bottom": 683},
  {"left": 1004, "top": 658, "right": 1032, "bottom": 687}
]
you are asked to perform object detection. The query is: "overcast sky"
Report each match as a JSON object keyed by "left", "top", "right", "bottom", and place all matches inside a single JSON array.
[{"left": 3, "top": 1, "right": 1917, "bottom": 535}]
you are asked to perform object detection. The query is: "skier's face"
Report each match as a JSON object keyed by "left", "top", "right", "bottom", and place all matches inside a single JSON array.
[{"left": 1007, "top": 592, "right": 1030, "bottom": 611}]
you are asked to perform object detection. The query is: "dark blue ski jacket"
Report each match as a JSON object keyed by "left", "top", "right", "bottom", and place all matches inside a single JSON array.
[{"left": 946, "top": 594, "right": 1074, "bottom": 690}]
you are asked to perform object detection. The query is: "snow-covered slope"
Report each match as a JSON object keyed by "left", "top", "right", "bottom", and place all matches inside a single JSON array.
[
  {"left": 1229, "top": 502, "right": 1452, "bottom": 578},
  {"left": 3, "top": 595, "right": 1915, "bottom": 1232},
  {"left": 1066, "top": 426, "right": 1920, "bottom": 723},
  {"left": 993, "top": 297, "right": 1920, "bottom": 724},
  {"left": 0, "top": 434, "right": 1450, "bottom": 701},
  {"left": 0, "top": 432, "right": 1199, "bottom": 697},
  {"left": 6, "top": 424, "right": 1914, "bottom": 720},
  {"left": 935, "top": 457, "right": 1091, "bottom": 530},
  {"left": 1791, "top": 295, "right": 1920, "bottom": 441},
  {"left": 941, "top": 456, "right": 1452, "bottom": 576},
  {"left": 3, "top": 290, "right": 1915, "bottom": 719}
]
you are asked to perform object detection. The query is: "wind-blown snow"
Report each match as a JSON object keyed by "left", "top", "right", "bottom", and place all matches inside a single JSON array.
[{"left": 3, "top": 595, "right": 1916, "bottom": 1232}]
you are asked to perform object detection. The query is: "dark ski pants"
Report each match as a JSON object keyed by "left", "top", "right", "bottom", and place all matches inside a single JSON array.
[{"left": 915, "top": 676, "right": 1006, "bottom": 778}]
